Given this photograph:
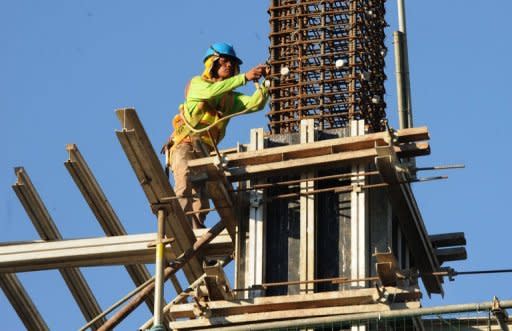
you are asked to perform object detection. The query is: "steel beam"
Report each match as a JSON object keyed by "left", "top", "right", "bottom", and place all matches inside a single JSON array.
[
  {"left": 0, "top": 230, "right": 232, "bottom": 273},
  {"left": 65, "top": 143, "right": 180, "bottom": 319},
  {"left": 12, "top": 167, "right": 105, "bottom": 329},
  {"left": 0, "top": 273, "right": 49, "bottom": 331},
  {"left": 115, "top": 108, "right": 205, "bottom": 283}
]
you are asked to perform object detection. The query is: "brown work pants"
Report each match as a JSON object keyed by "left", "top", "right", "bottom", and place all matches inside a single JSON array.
[{"left": 170, "top": 142, "right": 210, "bottom": 229}]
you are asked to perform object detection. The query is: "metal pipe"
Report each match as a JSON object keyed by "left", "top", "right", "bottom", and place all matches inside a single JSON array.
[
  {"left": 394, "top": 31, "right": 408, "bottom": 130},
  {"left": 397, "top": 0, "right": 407, "bottom": 34},
  {"left": 97, "top": 221, "right": 226, "bottom": 331},
  {"left": 152, "top": 209, "right": 166, "bottom": 327},
  {"left": 79, "top": 276, "right": 156, "bottom": 331},
  {"left": 396, "top": 0, "right": 413, "bottom": 129},
  {"left": 139, "top": 256, "right": 233, "bottom": 330},
  {"left": 415, "top": 164, "right": 465, "bottom": 171},
  {"left": 216, "top": 299, "right": 512, "bottom": 331}
]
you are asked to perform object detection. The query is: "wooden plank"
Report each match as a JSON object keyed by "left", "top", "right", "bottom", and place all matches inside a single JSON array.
[
  {"left": 429, "top": 232, "right": 466, "bottom": 248},
  {"left": 435, "top": 247, "right": 467, "bottom": 264},
  {"left": 168, "top": 287, "right": 420, "bottom": 319},
  {"left": 12, "top": 167, "right": 105, "bottom": 329},
  {"left": 0, "top": 230, "right": 232, "bottom": 273},
  {"left": 115, "top": 108, "right": 205, "bottom": 283},
  {"left": 375, "top": 145, "right": 443, "bottom": 295},
  {"left": 394, "top": 126, "right": 430, "bottom": 143},
  {"left": 191, "top": 142, "right": 429, "bottom": 181},
  {"left": 188, "top": 127, "right": 429, "bottom": 172},
  {"left": 0, "top": 273, "right": 49, "bottom": 331},
  {"left": 169, "top": 301, "right": 421, "bottom": 330}
]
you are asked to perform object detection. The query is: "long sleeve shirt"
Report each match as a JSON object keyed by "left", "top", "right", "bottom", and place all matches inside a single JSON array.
[{"left": 175, "top": 73, "right": 269, "bottom": 147}]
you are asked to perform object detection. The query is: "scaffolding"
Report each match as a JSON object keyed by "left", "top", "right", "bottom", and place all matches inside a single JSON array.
[{"left": 1, "top": 1, "right": 504, "bottom": 330}]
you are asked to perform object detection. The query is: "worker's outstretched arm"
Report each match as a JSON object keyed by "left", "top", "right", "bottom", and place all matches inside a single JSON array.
[
  {"left": 187, "top": 65, "right": 267, "bottom": 102},
  {"left": 187, "top": 74, "right": 247, "bottom": 101},
  {"left": 230, "top": 86, "right": 269, "bottom": 115}
]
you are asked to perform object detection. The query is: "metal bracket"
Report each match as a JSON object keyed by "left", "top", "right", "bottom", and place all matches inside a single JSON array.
[
  {"left": 213, "top": 154, "right": 228, "bottom": 171},
  {"left": 249, "top": 190, "right": 264, "bottom": 208},
  {"left": 351, "top": 184, "right": 362, "bottom": 193},
  {"left": 147, "top": 237, "right": 175, "bottom": 248}
]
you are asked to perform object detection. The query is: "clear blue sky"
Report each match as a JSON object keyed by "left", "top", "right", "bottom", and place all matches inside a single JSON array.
[{"left": 1, "top": 1, "right": 511, "bottom": 329}]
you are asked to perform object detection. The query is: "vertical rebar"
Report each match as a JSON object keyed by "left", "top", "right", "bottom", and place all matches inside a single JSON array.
[{"left": 267, "top": 1, "right": 387, "bottom": 134}]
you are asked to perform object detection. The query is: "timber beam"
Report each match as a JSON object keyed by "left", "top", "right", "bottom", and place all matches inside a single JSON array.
[
  {"left": 115, "top": 107, "right": 206, "bottom": 283},
  {"left": 0, "top": 230, "right": 232, "bottom": 273},
  {"left": 167, "top": 286, "right": 421, "bottom": 319},
  {"left": 168, "top": 287, "right": 420, "bottom": 329},
  {"left": 188, "top": 127, "right": 430, "bottom": 181},
  {"left": 170, "top": 301, "right": 421, "bottom": 330}
]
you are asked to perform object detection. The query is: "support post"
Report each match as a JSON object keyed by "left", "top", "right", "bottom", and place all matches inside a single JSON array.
[
  {"left": 247, "top": 128, "right": 265, "bottom": 298},
  {"left": 350, "top": 120, "right": 368, "bottom": 289},
  {"left": 300, "top": 119, "right": 316, "bottom": 293},
  {"left": 153, "top": 208, "right": 166, "bottom": 327}
]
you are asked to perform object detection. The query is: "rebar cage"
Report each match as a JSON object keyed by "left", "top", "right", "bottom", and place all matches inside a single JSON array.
[{"left": 267, "top": 0, "right": 388, "bottom": 134}]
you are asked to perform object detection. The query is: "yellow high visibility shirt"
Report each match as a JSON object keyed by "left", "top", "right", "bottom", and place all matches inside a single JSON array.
[{"left": 172, "top": 73, "right": 269, "bottom": 148}]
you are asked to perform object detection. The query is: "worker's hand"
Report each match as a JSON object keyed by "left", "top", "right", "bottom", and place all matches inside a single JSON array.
[
  {"left": 263, "top": 65, "right": 271, "bottom": 78},
  {"left": 245, "top": 64, "right": 266, "bottom": 81}
]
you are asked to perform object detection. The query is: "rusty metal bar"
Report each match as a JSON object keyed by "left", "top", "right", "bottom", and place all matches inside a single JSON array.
[
  {"left": 267, "top": 0, "right": 387, "bottom": 133},
  {"left": 265, "top": 176, "right": 448, "bottom": 201}
]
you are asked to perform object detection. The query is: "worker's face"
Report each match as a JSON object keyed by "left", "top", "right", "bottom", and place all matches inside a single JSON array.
[{"left": 215, "top": 56, "right": 235, "bottom": 80}]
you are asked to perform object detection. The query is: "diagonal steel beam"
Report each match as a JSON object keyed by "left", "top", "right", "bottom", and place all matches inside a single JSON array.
[
  {"left": 65, "top": 143, "right": 182, "bottom": 321},
  {"left": 12, "top": 167, "right": 105, "bottom": 329},
  {"left": 115, "top": 108, "right": 206, "bottom": 283},
  {"left": 0, "top": 273, "right": 49, "bottom": 331}
]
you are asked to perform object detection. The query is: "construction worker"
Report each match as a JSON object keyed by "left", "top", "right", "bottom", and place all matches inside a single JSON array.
[{"left": 163, "top": 42, "right": 269, "bottom": 229}]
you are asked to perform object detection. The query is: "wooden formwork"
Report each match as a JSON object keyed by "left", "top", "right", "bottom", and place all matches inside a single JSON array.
[{"left": 0, "top": 109, "right": 469, "bottom": 330}]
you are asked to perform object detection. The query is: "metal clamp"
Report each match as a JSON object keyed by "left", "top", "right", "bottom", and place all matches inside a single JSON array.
[{"left": 249, "top": 190, "right": 264, "bottom": 208}]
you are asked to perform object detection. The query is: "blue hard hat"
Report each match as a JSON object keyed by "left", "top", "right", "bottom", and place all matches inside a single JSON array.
[{"left": 203, "top": 42, "right": 243, "bottom": 65}]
